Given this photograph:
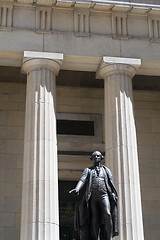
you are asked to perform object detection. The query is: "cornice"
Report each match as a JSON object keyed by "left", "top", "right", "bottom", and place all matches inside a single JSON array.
[{"left": 1, "top": 0, "right": 160, "bottom": 13}]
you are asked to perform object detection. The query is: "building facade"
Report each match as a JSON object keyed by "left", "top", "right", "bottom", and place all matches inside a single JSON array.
[{"left": 0, "top": 0, "right": 160, "bottom": 240}]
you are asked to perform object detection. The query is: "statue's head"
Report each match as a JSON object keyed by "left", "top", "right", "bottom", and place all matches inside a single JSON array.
[{"left": 90, "top": 151, "right": 104, "bottom": 163}]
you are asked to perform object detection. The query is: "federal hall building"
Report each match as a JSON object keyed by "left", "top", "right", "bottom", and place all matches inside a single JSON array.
[{"left": 0, "top": 0, "right": 160, "bottom": 239}]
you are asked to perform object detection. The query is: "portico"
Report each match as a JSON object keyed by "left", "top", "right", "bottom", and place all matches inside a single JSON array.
[{"left": 18, "top": 51, "right": 144, "bottom": 240}]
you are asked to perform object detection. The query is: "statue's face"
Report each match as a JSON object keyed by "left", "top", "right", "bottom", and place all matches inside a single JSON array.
[{"left": 91, "top": 151, "right": 102, "bottom": 164}]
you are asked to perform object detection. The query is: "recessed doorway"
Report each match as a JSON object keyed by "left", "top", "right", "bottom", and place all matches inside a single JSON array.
[{"left": 59, "top": 181, "right": 85, "bottom": 240}]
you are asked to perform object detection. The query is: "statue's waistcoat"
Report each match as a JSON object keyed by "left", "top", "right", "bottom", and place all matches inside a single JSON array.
[
  {"left": 86, "top": 166, "right": 114, "bottom": 202},
  {"left": 91, "top": 168, "right": 108, "bottom": 194}
]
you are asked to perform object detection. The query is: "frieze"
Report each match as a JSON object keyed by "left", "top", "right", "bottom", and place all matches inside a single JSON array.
[{"left": 1, "top": 1, "right": 160, "bottom": 41}]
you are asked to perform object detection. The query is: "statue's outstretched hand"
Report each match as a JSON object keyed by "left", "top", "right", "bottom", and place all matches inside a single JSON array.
[{"left": 69, "top": 189, "right": 79, "bottom": 195}]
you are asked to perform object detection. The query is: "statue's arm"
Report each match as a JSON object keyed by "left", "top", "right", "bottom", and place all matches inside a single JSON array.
[
  {"left": 69, "top": 180, "right": 84, "bottom": 195},
  {"left": 105, "top": 167, "right": 118, "bottom": 201},
  {"left": 69, "top": 168, "right": 89, "bottom": 195}
]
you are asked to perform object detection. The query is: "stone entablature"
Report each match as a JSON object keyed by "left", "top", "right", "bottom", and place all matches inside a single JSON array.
[{"left": 1, "top": 0, "right": 160, "bottom": 40}]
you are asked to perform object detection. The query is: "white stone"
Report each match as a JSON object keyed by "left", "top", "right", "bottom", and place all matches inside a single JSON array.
[
  {"left": 102, "top": 56, "right": 141, "bottom": 68},
  {"left": 23, "top": 51, "right": 63, "bottom": 61},
  {"left": 20, "top": 53, "right": 63, "bottom": 240}
]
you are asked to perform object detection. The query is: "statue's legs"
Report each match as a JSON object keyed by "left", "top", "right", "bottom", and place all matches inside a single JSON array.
[
  {"left": 80, "top": 224, "right": 90, "bottom": 240},
  {"left": 89, "top": 194, "right": 100, "bottom": 240},
  {"left": 89, "top": 191, "right": 112, "bottom": 240},
  {"left": 100, "top": 194, "right": 112, "bottom": 240}
]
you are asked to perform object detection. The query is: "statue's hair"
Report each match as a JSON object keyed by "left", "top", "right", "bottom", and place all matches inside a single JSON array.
[{"left": 90, "top": 151, "right": 104, "bottom": 161}]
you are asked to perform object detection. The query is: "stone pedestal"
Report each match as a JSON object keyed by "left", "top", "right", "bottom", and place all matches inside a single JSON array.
[
  {"left": 20, "top": 51, "right": 63, "bottom": 240},
  {"left": 98, "top": 57, "right": 144, "bottom": 240}
]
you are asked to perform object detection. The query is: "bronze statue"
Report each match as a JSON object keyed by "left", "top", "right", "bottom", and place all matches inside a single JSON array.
[{"left": 69, "top": 151, "right": 119, "bottom": 240}]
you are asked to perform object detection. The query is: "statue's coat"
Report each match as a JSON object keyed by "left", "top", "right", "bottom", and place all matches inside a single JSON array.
[{"left": 74, "top": 165, "right": 119, "bottom": 238}]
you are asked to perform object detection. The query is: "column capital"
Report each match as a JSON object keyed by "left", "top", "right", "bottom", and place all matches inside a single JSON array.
[
  {"left": 97, "top": 56, "right": 141, "bottom": 79},
  {"left": 22, "top": 51, "right": 63, "bottom": 75}
]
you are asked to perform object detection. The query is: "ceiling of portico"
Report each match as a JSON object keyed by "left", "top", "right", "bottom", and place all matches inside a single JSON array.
[{"left": 0, "top": 66, "right": 160, "bottom": 91}]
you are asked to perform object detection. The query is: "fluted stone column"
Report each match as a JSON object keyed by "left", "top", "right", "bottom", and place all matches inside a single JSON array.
[
  {"left": 20, "top": 51, "right": 63, "bottom": 240},
  {"left": 98, "top": 57, "right": 144, "bottom": 240}
]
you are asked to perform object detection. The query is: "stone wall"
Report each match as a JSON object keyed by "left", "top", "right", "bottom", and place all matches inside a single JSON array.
[
  {"left": 134, "top": 91, "right": 160, "bottom": 240},
  {"left": 0, "top": 82, "right": 25, "bottom": 240}
]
